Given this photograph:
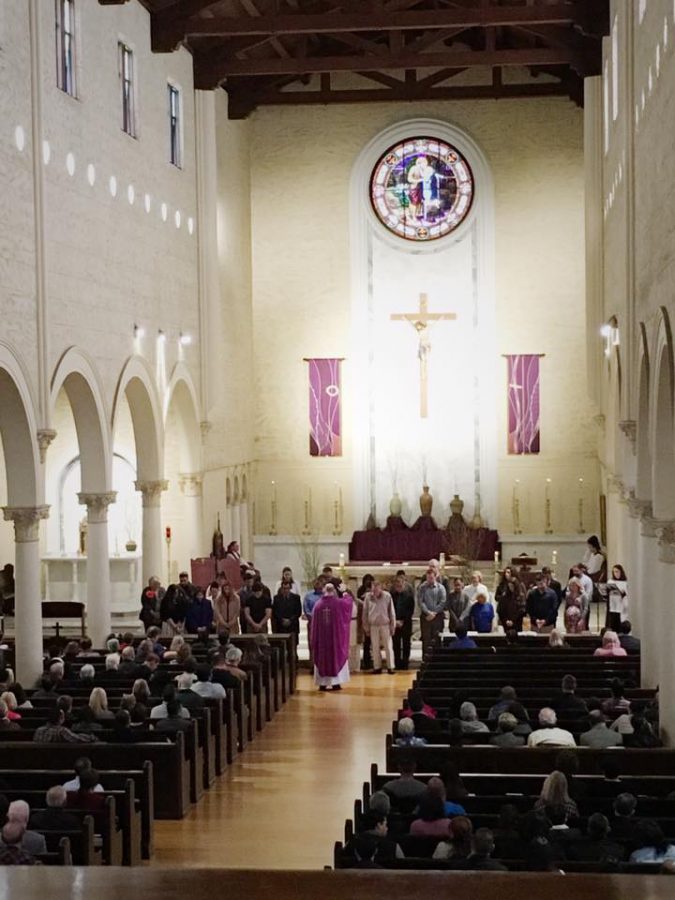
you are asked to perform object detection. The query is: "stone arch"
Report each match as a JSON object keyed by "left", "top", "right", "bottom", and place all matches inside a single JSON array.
[
  {"left": 635, "top": 324, "right": 651, "bottom": 500},
  {"left": 0, "top": 342, "right": 40, "bottom": 507},
  {"left": 50, "top": 347, "right": 112, "bottom": 493},
  {"left": 113, "top": 356, "right": 163, "bottom": 483},
  {"left": 164, "top": 364, "right": 201, "bottom": 474},
  {"left": 651, "top": 308, "right": 675, "bottom": 519}
]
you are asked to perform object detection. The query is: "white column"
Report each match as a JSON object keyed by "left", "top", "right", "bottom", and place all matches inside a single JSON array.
[
  {"left": 78, "top": 492, "right": 116, "bottom": 647},
  {"left": 3, "top": 506, "right": 49, "bottom": 685},
  {"left": 179, "top": 473, "right": 204, "bottom": 562},
  {"left": 625, "top": 498, "right": 645, "bottom": 639},
  {"left": 223, "top": 503, "right": 234, "bottom": 546},
  {"left": 231, "top": 504, "right": 241, "bottom": 548},
  {"left": 240, "top": 501, "right": 250, "bottom": 561},
  {"left": 656, "top": 525, "right": 675, "bottom": 744},
  {"left": 135, "top": 480, "right": 168, "bottom": 586},
  {"left": 639, "top": 511, "right": 659, "bottom": 687}
]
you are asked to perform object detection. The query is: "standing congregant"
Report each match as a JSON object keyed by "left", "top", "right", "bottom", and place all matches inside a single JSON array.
[
  {"left": 418, "top": 568, "right": 447, "bottom": 655},
  {"left": 362, "top": 581, "right": 397, "bottom": 674},
  {"left": 310, "top": 584, "right": 352, "bottom": 692}
]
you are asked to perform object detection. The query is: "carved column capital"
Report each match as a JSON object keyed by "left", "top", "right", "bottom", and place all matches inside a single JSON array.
[
  {"left": 618, "top": 420, "right": 637, "bottom": 451},
  {"left": 3, "top": 506, "right": 50, "bottom": 542},
  {"left": 657, "top": 522, "right": 675, "bottom": 564},
  {"left": 606, "top": 474, "right": 625, "bottom": 495},
  {"left": 36, "top": 429, "right": 57, "bottom": 464},
  {"left": 179, "top": 473, "right": 203, "bottom": 498},
  {"left": 641, "top": 512, "right": 662, "bottom": 539},
  {"left": 627, "top": 497, "right": 652, "bottom": 520},
  {"left": 135, "top": 480, "right": 168, "bottom": 508},
  {"left": 78, "top": 491, "right": 117, "bottom": 524}
]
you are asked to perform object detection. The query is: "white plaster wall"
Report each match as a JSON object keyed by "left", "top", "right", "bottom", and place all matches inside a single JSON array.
[
  {"left": 593, "top": 1, "right": 675, "bottom": 740},
  {"left": 249, "top": 98, "right": 594, "bottom": 538},
  {"left": 201, "top": 91, "right": 255, "bottom": 542}
]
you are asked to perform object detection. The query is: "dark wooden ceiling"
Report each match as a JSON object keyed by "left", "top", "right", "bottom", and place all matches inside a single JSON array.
[{"left": 102, "top": 0, "right": 610, "bottom": 118}]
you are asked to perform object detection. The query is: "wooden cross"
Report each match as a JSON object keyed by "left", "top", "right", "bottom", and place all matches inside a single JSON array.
[{"left": 390, "top": 293, "right": 457, "bottom": 418}]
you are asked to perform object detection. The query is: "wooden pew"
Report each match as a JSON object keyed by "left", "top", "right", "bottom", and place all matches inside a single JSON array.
[
  {"left": 37, "top": 815, "right": 97, "bottom": 865},
  {"left": 0, "top": 739, "right": 189, "bottom": 819},
  {"left": 385, "top": 736, "right": 675, "bottom": 774},
  {"left": 0, "top": 765, "right": 152, "bottom": 862}
]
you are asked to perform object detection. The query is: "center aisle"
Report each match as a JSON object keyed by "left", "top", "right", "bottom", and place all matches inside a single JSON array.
[{"left": 151, "top": 671, "right": 414, "bottom": 869}]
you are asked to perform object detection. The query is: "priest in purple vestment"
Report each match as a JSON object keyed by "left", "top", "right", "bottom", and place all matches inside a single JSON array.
[{"left": 310, "top": 584, "right": 352, "bottom": 691}]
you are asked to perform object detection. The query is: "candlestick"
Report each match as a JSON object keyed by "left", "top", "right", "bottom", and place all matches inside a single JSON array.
[
  {"left": 439, "top": 552, "right": 446, "bottom": 572},
  {"left": 165, "top": 526, "right": 172, "bottom": 585},
  {"left": 339, "top": 552, "right": 345, "bottom": 569},
  {"left": 302, "top": 500, "right": 310, "bottom": 535},
  {"left": 494, "top": 550, "right": 500, "bottom": 564},
  {"left": 270, "top": 498, "right": 277, "bottom": 536},
  {"left": 512, "top": 480, "right": 522, "bottom": 534},
  {"left": 332, "top": 499, "right": 341, "bottom": 536},
  {"left": 577, "top": 477, "right": 585, "bottom": 534},
  {"left": 552, "top": 549, "right": 558, "bottom": 568}
]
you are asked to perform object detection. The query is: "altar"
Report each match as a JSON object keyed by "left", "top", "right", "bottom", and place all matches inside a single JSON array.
[
  {"left": 335, "top": 561, "right": 467, "bottom": 595},
  {"left": 348, "top": 513, "right": 500, "bottom": 563}
]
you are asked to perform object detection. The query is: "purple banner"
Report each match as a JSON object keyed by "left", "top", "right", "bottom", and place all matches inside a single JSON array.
[
  {"left": 507, "top": 355, "right": 541, "bottom": 455},
  {"left": 307, "top": 358, "right": 342, "bottom": 457}
]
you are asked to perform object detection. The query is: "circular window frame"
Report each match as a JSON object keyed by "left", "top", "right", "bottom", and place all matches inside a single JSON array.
[{"left": 369, "top": 135, "right": 475, "bottom": 244}]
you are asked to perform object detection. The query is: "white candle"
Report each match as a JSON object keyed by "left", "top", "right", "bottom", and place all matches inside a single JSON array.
[
  {"left": 545, "top": 478, "right": 551, "bottom": 500},
  {"left": 513, "top": 479, "right": 520, "bottom": 500},
  {"left": 552, "top": 549, "right": 558, "bottom": 567},
  {"left": 271, "top": 480, "right": 277, "bottom": 502},
  {"left": 494, "top": 550, "right": 500, "bottom": 563},
  {"left": 339, "top": 552, "right": 345, "bottom": 568}
]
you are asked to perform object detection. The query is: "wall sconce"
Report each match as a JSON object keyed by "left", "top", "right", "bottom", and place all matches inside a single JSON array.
[{"left": 601, "top": 322, "right": 620, "bottom": 357}]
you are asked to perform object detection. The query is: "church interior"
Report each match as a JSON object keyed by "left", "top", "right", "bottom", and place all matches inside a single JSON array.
[{"left": 1, "top": 0, "right": 675, "bottom": 893}]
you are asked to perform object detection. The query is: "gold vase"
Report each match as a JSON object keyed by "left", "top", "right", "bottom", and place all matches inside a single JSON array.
[{"left": 420, "top": 485, "right": 433, "bottom": 517}]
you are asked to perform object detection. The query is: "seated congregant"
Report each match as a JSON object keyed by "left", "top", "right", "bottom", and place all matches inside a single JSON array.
[
  {"left": 464, "top": 828, "right": 508, "bottom": 871},
  {"left": 395, "top": 718, "right": 427, "bottom": 747},
  {"left": 4, "top": 801, "right": 46, "bottom": 856},
  {"left": 29, "top": 786, "right": 81, "bottom": 832},
  {"left": 459, "top": 702, "right": 489, "bottom": 734},
  {"left": 409, "top": 790, "right": 452, "bottom": 837},
  {"left": 490, "top": 712, "right": 525, "bottom": 747},
  {"left": 527, "top": 708, "right": 576, "bottom": 747},
  {"left": 618, "top": 620, "right": 640, "bottom": 651},
  {"left": 382, "top": 753, "right": 427, "bottom": 803},
  {"left": 579, "top": 710, "right": 623, "bottom": 748},
  {"left": 448, "top": 622, "right": 477, "bottom": 650},
  {"left": 550, "top": 674, "right": 588, "bottom": 717},
  {"left": 594, "top": 630, "right": 627, "bottom": 657}
]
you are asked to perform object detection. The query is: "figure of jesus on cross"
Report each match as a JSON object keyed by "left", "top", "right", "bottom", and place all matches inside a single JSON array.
[{"left": 390, "top": 293, "right": 457, "bottom": 419}]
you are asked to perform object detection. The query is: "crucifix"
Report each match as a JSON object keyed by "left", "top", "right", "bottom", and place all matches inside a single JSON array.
[{"left": 390, "top": 293, "right": 457, "bottom": 418}]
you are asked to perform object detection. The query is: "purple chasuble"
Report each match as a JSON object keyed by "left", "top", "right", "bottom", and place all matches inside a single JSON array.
[{"left": 310, "top": 593, "right": 352, "bottom": 678}]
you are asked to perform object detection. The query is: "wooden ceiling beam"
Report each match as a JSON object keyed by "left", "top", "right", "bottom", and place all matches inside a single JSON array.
[
  {"left": 196, "top": 46, "right": 577, "bottom": 85},
  {"left": 182, "top": 5, "right": 591, "bottom": 39},
  {"left": 151, "top": 1, "right": 228, "bottom": 51},
  {"left": 225, "top": 79, "right": 572, "bottom": 118}
]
